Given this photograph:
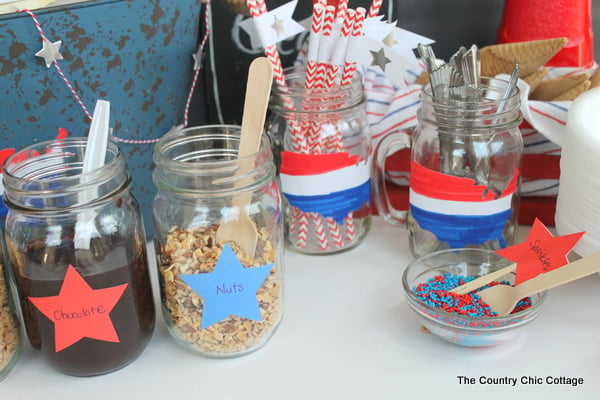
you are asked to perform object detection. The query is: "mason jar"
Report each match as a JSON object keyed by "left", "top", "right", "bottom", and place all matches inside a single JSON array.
[
  {"left": 152, "top": 125, "right": 284, "bottom": 357},
  {"left": 0, "top": 193, "right": 21, "bottom": 381},
  {"left": 373, "top": 77, "right": 523, "bottom": 257},
  {"left": 2, "top": 138, "right": 155, "bottom": 376},
  {"left": 267, "top": 66, "right": 372, "bottom": 254}
]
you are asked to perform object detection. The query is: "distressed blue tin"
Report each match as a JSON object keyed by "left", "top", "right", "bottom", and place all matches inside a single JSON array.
[{"left": 0, "top": 0, "right": 203, "bottom": 237}]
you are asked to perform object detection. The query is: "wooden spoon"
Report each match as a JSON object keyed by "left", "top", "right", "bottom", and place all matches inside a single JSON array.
[
  {"left": 451, "top": 263, "right": 517, "bottom": 295},
  {"left": 215, "top": 57, "right": 274, "bottom": 257},
  {"left": 477, "top": 251, "right": 600, "bottom": 316}
]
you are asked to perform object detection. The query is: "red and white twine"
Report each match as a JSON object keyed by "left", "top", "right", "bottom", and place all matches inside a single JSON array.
[
  {"left": 18, "top": 3, "right": 212, "bottom": 145},
  {"left": 19, "top": 8, "right": 93, "bottom": 122}
]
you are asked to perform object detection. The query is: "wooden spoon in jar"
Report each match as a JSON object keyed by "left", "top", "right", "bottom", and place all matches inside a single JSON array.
[{"left": 215, "top": 57, "right": 274, "bottom": 257}]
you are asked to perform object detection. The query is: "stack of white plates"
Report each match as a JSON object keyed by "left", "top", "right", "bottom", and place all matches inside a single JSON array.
[{"left": 555, "top": 87, "right": 600, "bottom": 256}]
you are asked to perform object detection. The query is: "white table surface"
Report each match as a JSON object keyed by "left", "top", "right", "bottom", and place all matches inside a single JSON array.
[{"left": 3, "top": 217, "right": 600, "bottom": 399}]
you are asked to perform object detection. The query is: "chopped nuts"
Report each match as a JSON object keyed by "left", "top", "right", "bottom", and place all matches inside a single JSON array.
[
  {"left": 157, "top": 225, "right": 281, "bottom": 355},
  {"left": 0, "top": 262, "right": 20, "bottom": 372}
]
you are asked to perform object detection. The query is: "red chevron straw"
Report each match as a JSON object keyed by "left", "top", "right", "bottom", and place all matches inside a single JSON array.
[
  {"left": 341, "top": 7, "right": 365, "bottom": 86},
  {"left": 246, "top": 0, "right": 307, "bottom": 154},
  {"left": 304, "top": 3, "right": 324, "bottom": 90},
  {"left": 368, "top": 0, "right": 382, "bottom": 17},
  {"left": 245, "top": 0, "right": 313, "bottom": 248},
  {"left": 336, "top": 0, "right": 348, "bottom": 20}
]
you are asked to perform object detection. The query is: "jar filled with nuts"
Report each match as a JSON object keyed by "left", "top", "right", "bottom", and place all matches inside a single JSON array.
[
  {"left": 2, "top": 138, "right": 155, "bottom": 376},
  {"left": 0, "top": 193, "right": 21, "bottom": 381},
  {"left": 152, "top": 125, "right": 284, "bottom": 357}
]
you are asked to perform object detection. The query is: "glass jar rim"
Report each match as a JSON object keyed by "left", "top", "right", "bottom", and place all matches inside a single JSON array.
[
  {"left": 152, "top": 125, "right": 274, "bottom": 195},
  {"left": 420, "top": 76, "right": 521, "bottom": 107},
  {"left": 2, "top": 137, "right": 127, "bottom": 210},
  {"left": 418, "top": 76, "right": 523, "bottom": 131},
  {"left": 269, "top": 65, "right": 365, "bottom": 114}
]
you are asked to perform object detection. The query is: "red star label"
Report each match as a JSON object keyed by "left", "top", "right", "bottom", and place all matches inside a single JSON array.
[
  {"left": 28, "top": 265, "right": 128, "bottom": 352},
  {"left": 495, "top": 218, "right": 584, "bottom": 285}
]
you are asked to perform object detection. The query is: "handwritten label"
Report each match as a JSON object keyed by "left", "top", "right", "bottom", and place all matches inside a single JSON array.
[
  {"left": 528, "top": 239, "right": 552, "bottom": 271},
  {"left": 216, "top": 282, "right": 245, "bottom": 295},
  {"left": 496, "top": 218, "right": 584, "bottom": 285},
  {"left": 53, "top": 305, "right": 107, "bottom": 320},
  {"left": 28, "top": 265, "right": 128, "bottom": 352},
  {"left": 179, "top": 244, "right": 273, "bottom": 329}
]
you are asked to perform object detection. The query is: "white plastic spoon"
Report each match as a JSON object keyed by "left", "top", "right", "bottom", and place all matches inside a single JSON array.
[{"left": 74, "top": 99, "right": 110, "bottom": 250}]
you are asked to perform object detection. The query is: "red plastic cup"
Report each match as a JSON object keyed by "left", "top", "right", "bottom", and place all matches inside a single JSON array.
[{"left": 497, "top": 0, "right": 595, "bottom": 68}]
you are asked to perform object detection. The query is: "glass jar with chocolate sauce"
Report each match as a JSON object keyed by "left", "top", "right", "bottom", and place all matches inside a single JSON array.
[{"left": 2, "top": 137, "right": 155, "bottom": 376}]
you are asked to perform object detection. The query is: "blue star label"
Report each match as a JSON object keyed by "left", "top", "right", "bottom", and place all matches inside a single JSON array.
[{"left": 179, "top": 243, "right": 274, "bottom": 329}]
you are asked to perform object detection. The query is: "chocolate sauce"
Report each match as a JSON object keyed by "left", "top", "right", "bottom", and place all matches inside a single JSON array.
[{"left": 13, "top": 238, "right": 155, "bottom": 376}]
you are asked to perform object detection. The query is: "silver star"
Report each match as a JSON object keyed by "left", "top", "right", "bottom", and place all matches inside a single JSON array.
[
  {"left": 35, "top": 38, "right": 63, "bottom": 68},
  {"left": 383, "top": 32, "right": 398, "bottom": 48},
  {"left": 370, "top": 47, "right": 392, "bottom": 71},
  {"left": 192, "top": 45, "right": 203, "bottom": 70},
  {"left": 271, "top": 15, "right": 285, "bottom": 37}
]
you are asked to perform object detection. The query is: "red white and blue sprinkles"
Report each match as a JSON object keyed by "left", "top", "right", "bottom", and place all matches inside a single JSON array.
[{"left": 412, "top": 273, "right": 532, "bottom": 317}]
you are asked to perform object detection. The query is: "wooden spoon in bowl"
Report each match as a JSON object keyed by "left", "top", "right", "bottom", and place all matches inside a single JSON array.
[{"left": 477, "top": 251, "right": 600, "bottom": 316}]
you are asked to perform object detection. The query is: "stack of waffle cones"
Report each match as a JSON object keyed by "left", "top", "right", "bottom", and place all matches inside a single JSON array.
[{"left": 418, "top": 37, "right": 599, "bottom": 102}]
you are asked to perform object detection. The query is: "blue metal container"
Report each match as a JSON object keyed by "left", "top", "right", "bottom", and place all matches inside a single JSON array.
[{"left": 0, "top": 0, "right": 203, "bottom": 237}]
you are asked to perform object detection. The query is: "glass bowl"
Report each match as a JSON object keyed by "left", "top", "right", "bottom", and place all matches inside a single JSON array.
[{"left": 402, "top": 248, "right": 548, "bottom": 347}]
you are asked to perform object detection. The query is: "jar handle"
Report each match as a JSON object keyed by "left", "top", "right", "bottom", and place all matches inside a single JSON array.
[{"left": 372, "top": 131, "right": 411, "bottom": 227}]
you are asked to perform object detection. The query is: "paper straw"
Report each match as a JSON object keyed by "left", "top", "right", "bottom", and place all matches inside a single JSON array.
[
  {"left": 297, "top": 208, "right": 309, "bottom": 248},
  {"left": 328, "top": 7, "right": 354, "bottom": 87},
  {"left": 341, "top": 7, "right": 365, "bottom": 86},
  {"left": 315, "top": 5, "right": 336, "bottom": 89},
  {"left": 336, "top": 0, "right": 349, "bottom": 21},
  {"left": 327, "top": 217, "right": 344, "bottom": 248},
  {"left": 311, "top": 212, "right": 329, "bottom": 251},
  {"left": 247, "top": 0, "right": 307, "bottom": 153},
  {"left": 368, "top": 0, "right": 383, "bottom": 17},
  {"left": 249, "top": 0, "right": 312, "bottom": 247},
  {"left": 304, "top": 3, "right": 324, "bottom": 90},
  {"left": 344, "top": 213, "right": 355, "bottom": 242}
]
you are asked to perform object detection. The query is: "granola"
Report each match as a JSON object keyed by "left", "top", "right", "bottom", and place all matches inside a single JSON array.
[
  {"left": 0, "top": 262, "right": 20, "bottom": 373},
  {"left": 157, "top": 225, "right": 281, "bottom": 355}
]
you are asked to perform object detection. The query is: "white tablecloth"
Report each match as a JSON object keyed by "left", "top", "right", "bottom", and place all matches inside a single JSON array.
[{"left": 3, "top": 217, "right": 600, "bottom": 399}]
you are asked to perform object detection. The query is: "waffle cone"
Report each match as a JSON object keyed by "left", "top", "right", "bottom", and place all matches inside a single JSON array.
[
  {"left": 416, "top": 71, "right": 430, "bottom": 85},
  {"left": 222, "top": 0, "right": 250, "bottom": 15},
  {"left": 530, "top": 73, "right": 591, "bottom": 101},
  {"left": 523, "top": 68, "right": 549, "bottom": 92},
  {"left": 481, "top": 38, "right": 569, "bottom": 77},
  {"left": 590, "top": 68, "right": 600, "bottom": 89},
  {"left": 552, "top": 80, "right": 592, "bottom": 101}
]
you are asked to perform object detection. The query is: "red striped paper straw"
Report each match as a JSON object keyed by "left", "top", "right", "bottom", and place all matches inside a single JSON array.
[
  {"left": 246, "top": 0, "right": 307, "bottom": 153},
  {"left": 328, "top": 7, "right": 354, "bottom": 87},
  {"left": 341, "top": 7, "right": 365, "bottom": 86},
  {"left": 336, "top": 0, "right": 349, "bottom": 21},
  {"left": 368, "top": 0, "right": 383, "bottom": 17},
  {"left": 304, "top": 3, "right": 324, "bottom": 90},
  {"left": 315, "top": 5, "right": 336, "bottom": 89},
  {"left": 311, "top": 212, "right": 329, "bottom": 251}
]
